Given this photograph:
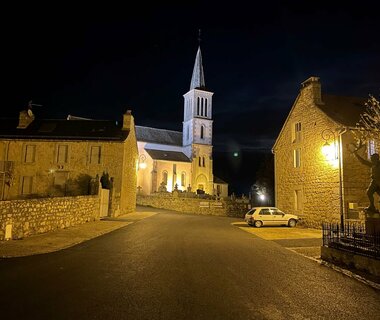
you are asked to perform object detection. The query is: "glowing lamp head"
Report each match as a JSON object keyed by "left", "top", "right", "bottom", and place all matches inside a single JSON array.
[
  {"left": 139, "top": 162, "right": 147, "bottom": 169},
  {"left": 322, "top": 141, "right": 335, "bottom": 161},
  {"left": 259, "top": 194, "right": 265, "bottom": 201}
]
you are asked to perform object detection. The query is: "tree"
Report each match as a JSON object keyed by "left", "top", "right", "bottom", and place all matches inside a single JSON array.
[{"left": 351, "top": 94, "right": 380, "bottom": 148}]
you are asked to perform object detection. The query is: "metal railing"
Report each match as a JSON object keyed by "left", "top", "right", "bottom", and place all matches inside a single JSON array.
[{"left": 322, "top": 222, "right": 380, "bottom": 260}]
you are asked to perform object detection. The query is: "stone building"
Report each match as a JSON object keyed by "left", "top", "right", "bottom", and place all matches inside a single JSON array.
[
  {"left": 272, "top": 77, "right": 379, "bottom": 228},
  {"left": 136, "top": 45, "right": 228, "bottom": 197},
  {"left": 0, "top": 108, "right": 138, "bottom": 216}
]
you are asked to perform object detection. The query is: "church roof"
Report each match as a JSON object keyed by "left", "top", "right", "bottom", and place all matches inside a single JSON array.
[
  {"left": 0, "top": 118, "right": 129, "bottom": 141},
  {"left": 214, "top": 176, "right": 228, "bottom": 184},
  {"left": 317, "top": 94, "right": 367, "bottom": 127},
  {"left": 190, "top": 46, "right": 206, "bottom": 90},
  {"left": 145, "top": 149, "right": 191, "bottom": 162},
  {"left": 136, "top": 126, "right": 182, "bottom": 146}
]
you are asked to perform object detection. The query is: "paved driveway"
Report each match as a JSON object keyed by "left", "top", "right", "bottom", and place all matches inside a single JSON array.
[{"left": 232, "top": 221, "right": 323, "bottom": 261}]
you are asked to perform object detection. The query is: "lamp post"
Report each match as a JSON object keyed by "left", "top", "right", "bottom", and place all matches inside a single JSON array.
[{"left": 321, "top": 129, "right": 344, "bottom": 229}]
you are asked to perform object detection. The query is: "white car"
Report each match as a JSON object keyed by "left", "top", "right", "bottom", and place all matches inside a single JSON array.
[{"left": 244, "top": 207, "right": 299, "bottom": 228}]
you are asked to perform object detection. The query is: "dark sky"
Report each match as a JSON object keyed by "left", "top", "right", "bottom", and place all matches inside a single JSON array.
[{"left": 2, "top": 2, "right": 380, "bottom": 194}]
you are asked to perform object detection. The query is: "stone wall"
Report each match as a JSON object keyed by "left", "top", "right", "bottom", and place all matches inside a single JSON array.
[
  {"left": 0, "top": 195, "right": 100, "bottom": 240},
  {"left": 137, "top": 193, "right": 249, "bottom": 218}
]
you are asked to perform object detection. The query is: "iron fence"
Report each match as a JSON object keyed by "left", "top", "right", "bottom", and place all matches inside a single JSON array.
[{"left": 322, "top": 222, "right": 380, "bottom": 260}]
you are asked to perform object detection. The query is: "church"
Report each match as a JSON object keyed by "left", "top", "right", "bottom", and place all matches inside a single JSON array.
[{"left": 136, "top": 45, "right": 228, "bottom": 197}]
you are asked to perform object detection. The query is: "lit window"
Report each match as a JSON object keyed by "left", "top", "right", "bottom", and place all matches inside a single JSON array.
[
  {"left": 24, "top": 145, "right": 36, "bottom": 163},
  {"left": 293, "top": 149, "right": 301, "bottom": 168},
  {"left": 162, "top": 171, "right": 168, "bottom": 185},
  {"left": 292, "top": 122, "right": 302, "bottom": 143},
  {"left": 90, "top": 146, "right": 101, "bottom": 164},
  {"left": 181, "top": 172, "right": 186, "bottom": 187}
]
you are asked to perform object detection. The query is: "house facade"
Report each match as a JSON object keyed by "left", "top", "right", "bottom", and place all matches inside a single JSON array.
[
  {"left": 0, "top": 109, "right": 138, "bottom": 215},
  {"left": 136, "top": 45, "right": 228, "bottom": 198},
  {"left": 272, "top": 77, "right": 379, "bottom": 228}
]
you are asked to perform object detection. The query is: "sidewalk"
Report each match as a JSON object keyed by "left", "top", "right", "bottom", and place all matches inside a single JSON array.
[{"left": 0, "top": 211, "right": 157, "bottom": 258}]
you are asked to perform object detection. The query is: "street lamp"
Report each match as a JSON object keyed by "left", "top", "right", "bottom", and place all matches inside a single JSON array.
[
  {"left": 321, "top": 129, "right": 344, "bottom": 228},
  {"left": 138, "top": 154, "right": 147, "bottom": 170}
]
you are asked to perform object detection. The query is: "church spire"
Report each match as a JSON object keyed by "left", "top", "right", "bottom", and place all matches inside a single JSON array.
[{"left": 190, "top": 30, "right": 205, "bottom": 90}]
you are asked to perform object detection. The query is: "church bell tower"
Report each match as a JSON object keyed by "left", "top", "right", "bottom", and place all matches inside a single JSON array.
[{"left": 182, "top": 39, "right": 214, "bottom": 194}]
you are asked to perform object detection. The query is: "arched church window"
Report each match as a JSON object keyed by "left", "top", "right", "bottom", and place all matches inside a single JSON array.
[
  {"left": 199, "top": 156, "right": 202, "bottom": 166},
  {"left": 203, "top": 156, "right": 206, "bottom": 167},
  {"left": 200, "top": 125, "right": 205, "bottom": 139},
  {"left": 197, "top": 97, "right": 200, "bottom": 115},
  {"left": 205, "top": 99, "right": 208, "bottom": 117},
  {"left": 162, "top": 171, "right": 168, "bottom": 185},
  {"left": 181, "top": 172, "right": 186, "bottom": 187},
  {"left": 201, "top": 98, "right": 204, "bottom": 116}
]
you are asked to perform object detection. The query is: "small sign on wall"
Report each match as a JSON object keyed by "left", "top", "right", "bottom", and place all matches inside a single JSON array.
[{"left": 199, "top": 202, "right": 210, "bottom": 208}]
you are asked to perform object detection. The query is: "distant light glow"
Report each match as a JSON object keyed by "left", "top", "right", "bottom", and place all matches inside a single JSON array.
[
  {"left": 233, "top": 152, "right": 239, "bottom": 157},
  {"left": 259, "top": 194, "right": 265, "bottom": 201}
]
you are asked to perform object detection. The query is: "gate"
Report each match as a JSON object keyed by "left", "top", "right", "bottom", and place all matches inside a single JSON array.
[{"left": 100, "top": 188, "right": 110, "bottom": 217}]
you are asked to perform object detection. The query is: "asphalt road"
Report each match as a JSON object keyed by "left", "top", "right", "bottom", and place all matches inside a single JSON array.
[{"left": 0, "top": 208, "right": 379, "bottom": 320}]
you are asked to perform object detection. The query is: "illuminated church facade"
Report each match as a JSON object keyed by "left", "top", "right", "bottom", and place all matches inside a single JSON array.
[{"left": 136, "top": 45, "right": 228, "bottom": 197}]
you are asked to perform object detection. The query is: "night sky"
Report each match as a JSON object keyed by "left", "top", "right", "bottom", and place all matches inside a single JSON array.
[{"left": 3, "top": 2, "right": 380, "bottom": 195}]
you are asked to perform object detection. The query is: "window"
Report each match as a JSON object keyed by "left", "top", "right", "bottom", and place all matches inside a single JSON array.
[
  {"left": 200, "top": 125, "right": 205, "bottom": 139},
  {"left": 181, "top": 172, "right": 186, "bottom": 187},
  {"left": 57, "top": 145, "right": 68, "bottom": 164},
  {"left": 24, "top": 145, "right": 36, "bottom": 163},
  {"left": 197, "top": 97, "right": 200, "bottom": 115},
  {"left": 293, "top": 149, "right": 301, "bottom": 168},
  {"left": 90, "top": 146, "right": 101, "bottom": 164},
  {"left": 202, "top": 156, "right": 206, "bottom": 167},
  {"left": 260, "top": 209, "right": 271, "bottom": 215},
  {"left": 201, "top": 98, "right": 204, "bottom": 116},
  {"left": 294, "top": 189, "right": 302, "bottom": 211},
  {"left": 162, "top": 171, "right": 168, "bottom": 185},
  {"left": 292, "top": 122, "right": 302, "bottom": 143},
  {"left": 199, "top": 157, "right": 202, "bottom": 166},
  {"left": 205, "top": 99, "right": 208, "bottom": 117},
  {"left": 368, "top": 140, "right": 377, "bottom": 159},
  {"left": 21, "top": 176, "right": 33, "bottom": 195},
  {"left": 173, "top": 164, "right": 177, "bottom": 175}
]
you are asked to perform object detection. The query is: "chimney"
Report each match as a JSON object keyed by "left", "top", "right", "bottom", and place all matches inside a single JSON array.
[
  {"left": 300, "top": 76, "right": 322, "bottom": 104},
  {"left": 122, "top": 109, "right": 134, "bottom": 131},
  {"left": 17, "top": 108, "right": 35, "bottom": 129}
]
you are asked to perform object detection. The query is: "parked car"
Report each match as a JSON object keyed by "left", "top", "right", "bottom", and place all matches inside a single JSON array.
[{"left": 244, "top": 207, "right": 299, "bottom": 228}]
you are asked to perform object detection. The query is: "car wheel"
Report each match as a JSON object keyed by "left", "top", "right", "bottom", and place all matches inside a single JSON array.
[
  {"left": 288, "top": 219, "right": 297, "bottom": 227},
  {"left": 254, "top": 220, "right": 263, "bottom": 228}
]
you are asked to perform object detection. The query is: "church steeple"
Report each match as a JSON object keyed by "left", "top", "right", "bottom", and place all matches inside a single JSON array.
[{"left": 190, "top": 46, "right": 205, "bottom": 90}]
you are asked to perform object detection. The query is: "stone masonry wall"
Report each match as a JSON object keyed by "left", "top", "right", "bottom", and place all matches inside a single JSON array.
[
  {"left": 137, "top": 194, "right": 249, "bottom": 218},
  {"left": 274, "top": 79, "right": 378, "bottom": 228},
  {"left": 0, "top": 195, "right": 100, "bottom": 240}
]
